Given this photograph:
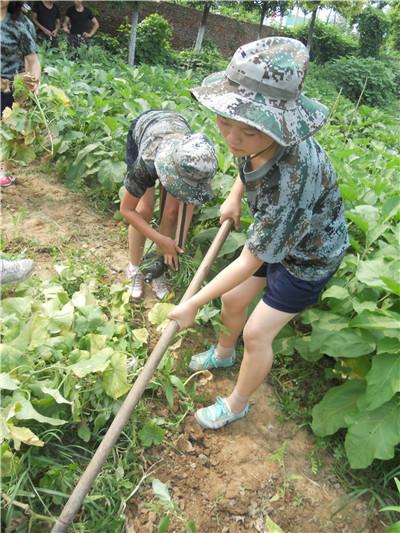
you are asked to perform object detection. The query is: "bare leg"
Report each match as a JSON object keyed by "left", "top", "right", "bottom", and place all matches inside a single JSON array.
[
  {"left": 218, "top": 276, "right": 266, "bottom": 349},
  {"left": 235, "top": 302, "right": 296, "bottom": 398},
  {"left": 128, "top": 188, "right": 155, "bottom": 265}
]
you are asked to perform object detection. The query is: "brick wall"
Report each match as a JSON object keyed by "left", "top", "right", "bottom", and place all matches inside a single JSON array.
[{"left": 56, "top": 1, "right": 281, "bottom": 56}]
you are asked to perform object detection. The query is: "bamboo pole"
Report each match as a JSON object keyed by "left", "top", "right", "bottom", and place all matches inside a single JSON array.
[{"left": 51, "top": 219, "right": 232, "bottom": 532}]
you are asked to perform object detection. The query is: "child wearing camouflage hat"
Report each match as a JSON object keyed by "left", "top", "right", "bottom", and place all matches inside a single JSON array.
[
  {"left": 120, "top": 109, "right": 218, "bottom": 300},
  {"left": 169, "top": 37, "right": 349, "bottom": 429}
]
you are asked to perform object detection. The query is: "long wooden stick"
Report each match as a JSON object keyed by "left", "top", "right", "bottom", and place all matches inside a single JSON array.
[{"left": 51, "top": 219, "right": 232, "bottom": 532}]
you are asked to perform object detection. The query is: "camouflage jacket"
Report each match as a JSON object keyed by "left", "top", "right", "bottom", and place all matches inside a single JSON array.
[
  {"left": 124, "top": 110, "right": 191, "bottom": 198},
  {"left": 0, "top": 14, "right": 37, "bottom": 79},
  {"left": 239, "top": 138, "right": 349, "bottom": 281}
]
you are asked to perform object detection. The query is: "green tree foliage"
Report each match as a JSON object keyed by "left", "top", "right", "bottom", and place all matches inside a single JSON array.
[
  {"left": 136, "top": 13, "right": 172, "bottom": 64},
  {"left": 355, "top": 5, "right": 389, "bottom": 57},
  {"left": 326, "top": 56, "right": 396, "bottom": 106},
  {"left": 288, "top": 20, "right": 358, "bottom": 63},
  {"left": 388, "top": 0, "right": 400, "bottom": 51}
]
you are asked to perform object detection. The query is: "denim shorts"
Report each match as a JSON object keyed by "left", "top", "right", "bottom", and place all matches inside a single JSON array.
[{"left": 253, "top": 262, "right": 334, "bottom": 314}]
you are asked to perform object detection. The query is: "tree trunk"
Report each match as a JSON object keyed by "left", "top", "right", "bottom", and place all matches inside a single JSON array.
[
  {"left": 257, "top": 2, "right": 268, "bottom": 40},
  {"left": 128, "top": 1, "right": 140, "bottom": 66},
  {"left": 307, "top": 7, "right": 318, "bottom": 51},
  {"left": 194, "top": 1, "right": 211, "bottom": 54}
]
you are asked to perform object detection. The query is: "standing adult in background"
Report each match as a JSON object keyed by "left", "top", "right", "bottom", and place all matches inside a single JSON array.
[
  {"left": 0, "top": 0, "right": 41, "bottom": 188},
  {"left": 63, "top": 1, "right": 99, "bottom": 47},
  {"left": 32, "top": 1, "right": 61, "bottom": 47}
]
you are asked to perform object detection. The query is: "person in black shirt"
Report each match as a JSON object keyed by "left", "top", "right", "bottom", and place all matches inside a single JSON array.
[
  {"left": 63, "top": 1, "right": 99, "bottom": 47},
  {"left": 32, "top": 1, "right": 61, "bottom": 47}
]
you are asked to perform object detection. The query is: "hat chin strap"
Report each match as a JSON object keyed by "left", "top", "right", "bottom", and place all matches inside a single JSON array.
[{"left": 246, "top": 139, "right": 277, "bottom": 163}]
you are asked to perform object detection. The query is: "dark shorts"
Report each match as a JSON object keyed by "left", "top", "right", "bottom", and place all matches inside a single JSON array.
[
  {"left": 1, "top": 89, "right": 14, "bottom": 117},
  {"left": 253, "top": 263, "right": 334, "bottom": 314}
]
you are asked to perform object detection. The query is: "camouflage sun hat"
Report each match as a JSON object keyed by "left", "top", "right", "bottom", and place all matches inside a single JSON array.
[
  {"left": 191, "top": 37, "right": 329, "bottom": 147},
  {"left": 154, "top": 133, "right": 218, "bottom": 206}
]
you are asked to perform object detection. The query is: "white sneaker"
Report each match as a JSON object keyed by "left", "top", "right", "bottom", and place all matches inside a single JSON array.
[
  {"left": 127, "top": 266, "right": 144, "bottom": 301},
  {"left": 151, "top": 274, "right": 169, "bottom": 300},
  {"left": 0, "top": 259, "right": 34, "bottom": 284}
]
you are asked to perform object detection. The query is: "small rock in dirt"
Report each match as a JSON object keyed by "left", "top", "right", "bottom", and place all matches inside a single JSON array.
[
  {"left": 222, "top": 528, "right": 230, "bottom": 533},
  {"left": 147, "top": 512, "right": 157, "bottom": 524},
  {"left": 190, "top": 462, "right": 196, "bottom": 469},
  {"left": 198, "top": 453, "right": 208, "bottom": 465}
]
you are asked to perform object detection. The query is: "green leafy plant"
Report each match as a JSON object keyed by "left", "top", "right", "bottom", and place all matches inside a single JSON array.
[
  {"left": 136, "top": 14, "right": 173, "bottom": 65},
  {"left": 325, "top": 56, "right": 396, "bottom": 107}
]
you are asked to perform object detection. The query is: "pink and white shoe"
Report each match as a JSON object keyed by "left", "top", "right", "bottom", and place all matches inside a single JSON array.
[{"left": 0, "top": 174, "right": 16, "bottom": 188}]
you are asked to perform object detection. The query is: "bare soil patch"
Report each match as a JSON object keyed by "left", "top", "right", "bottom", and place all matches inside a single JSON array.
[{"left": 1, "top": 166, "right": 384, "bottom": 533}]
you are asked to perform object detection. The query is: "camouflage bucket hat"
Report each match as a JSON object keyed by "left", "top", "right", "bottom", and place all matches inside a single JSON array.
[
  {"left": 191, "top": 37, "right": 329, "bottom": 147},
  {"left": 154, "top": 133, "right": 218, "bottom": 206}
]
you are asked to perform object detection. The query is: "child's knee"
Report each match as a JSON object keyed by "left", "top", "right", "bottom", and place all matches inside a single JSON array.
[
  {"left": 243, "top": 321, "right": 273, "bottom": 350},
  {"left": 137, "top": 204, "right": 153, "bottom": 222},
  {"left": 222, "top": 290, "right": 246, "bottom": 312}
]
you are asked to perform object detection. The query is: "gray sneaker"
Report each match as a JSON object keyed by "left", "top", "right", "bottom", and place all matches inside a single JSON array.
[{"left": 0, "top": 259, "right": 34, "bottom": 285}]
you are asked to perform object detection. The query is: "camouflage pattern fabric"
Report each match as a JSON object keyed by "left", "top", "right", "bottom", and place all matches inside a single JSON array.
[
  {"left": 191, "top": 37, "right": 329, "bottom": 147},
  {"left": 155, "top": 133, "right": 217, "bottom": 205},
  {"left": 0, "top": 13, "right": 37, "bottom": 79},
  {"left": 124, "top": 110, "right": 218, "bottom": 205},
  {"left": 239, "top": 138, "right": 349, "bottom": 281}
]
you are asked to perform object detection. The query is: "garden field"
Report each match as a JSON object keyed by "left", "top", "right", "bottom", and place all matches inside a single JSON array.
[{"left": 1, "top": 17, "right": 400, "bottom": 533}]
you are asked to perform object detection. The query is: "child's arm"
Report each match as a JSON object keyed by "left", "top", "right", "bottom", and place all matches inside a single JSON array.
[
  {"left": 219, "top": 175, "right": 244, "bottom": 229},
  {"left": 168, "top": 245, "right": 262, "bottom": 330},
  {"left": 120, "top": 190, "right": 183, "bottom": 270}
]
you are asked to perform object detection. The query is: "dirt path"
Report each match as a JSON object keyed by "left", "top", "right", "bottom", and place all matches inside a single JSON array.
[{"left": 1, "top": 166, "right": 384, "bottom": 533}]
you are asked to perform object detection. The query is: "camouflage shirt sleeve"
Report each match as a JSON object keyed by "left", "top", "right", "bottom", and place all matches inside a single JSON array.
[{"left": 123, "top": 157, "right": 157, "bottom": 198}]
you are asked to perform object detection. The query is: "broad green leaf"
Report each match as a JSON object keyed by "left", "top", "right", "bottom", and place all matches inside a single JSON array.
[
  {"left": 356, "top": 258, "right": 398, "bottom": 290},
  {"left": 97, "top": 159, "right": 126, "bottom": 187},
  {"left": 185, "top": 520, "right": 198, "bottom": 533},
  {"left": 312, "top": 380, "right": 365, "bottom": 436},
  {"left": 0, "top": 443, "right": 17, "bottom": 477},
  {"left": 148, "top": 303, "right": 175, "bottom": 326},
  {"left": 350, "top": 310, "right": 400, "bottom": 331},
  {"left": 265, "top": 515, "right": 285, "bottom": 533},
  {"left": 67, "top": 348, "right": 113, "bottom": 378},
  {"left": 377, "top": 337, "right": 399, "bottom": 354},
  {"left": 9, "top": 424, "right": 44, "bottom": 447},
  {"left": 33, "top": 383, "right": 71, "bottom": 405},
  {"left": 294, "top": 336, "right": 323, "bottom": 362},
  {"left": 385, "top": 522, "right": 400, "bottom": 533},
  {"left": 321, "top": 285, "right": 349, "bottom": 300},
  {"left": 358, "top": 355, "right": 400, "bottom": 411},
  {"left": 87, "top": 334, "right": 107, "bottom": 354},
  {"left": 344, "top": 356, "right": 371, "bottom": 378},
  {"left": 49, "top": 303, "right": 74, "bottom": 333},
  {"left": 29, "top": 315, "right": 50, "bottom": 349},
  {"left": 78, "top": 422, "right": 91, "bottom": 443},
  {"left": 170, "top": 375, "right": 186, "bottom": 394},
  {"left": 14, "top": 145, "right": 36, "bottom": 164},
  {"left": 0, "top": 373, "right": 20, "bottom": 391},
  {"left": 344, "top": 399, "right": 400, "bottom": 469},
  {"left": 139, "top": 421, "right": 164, "bottom": 447},
  {"left": 152, "top": 478, "right": 171, "bottom": 504},
  {"left": 71, "top": 286, "right": 96, "bottom": 308},
  {"left": 218, "top": 232, "right": 246, "bottom": 257},
  {"left": 157, "top": 516, "right": 170, "bottom": 533},
  {"left": 380, "top": 276, "right": 400, "bottom": 296},
  {"left": 347, "top": 205, "right": 379, "bottom": 234},
  {"left": 102, "top": 352, "right": 130, "bottom": 399},
  {"left": 312, "top": 328, "right": 375, "bottom": 358},
  {"left": 0, "top": 296, "right": 32, "bottom": 317},
  {"left": 13, "top": 395, "right": 66, "bottom": 426},
  {"left": 132, "top": 328, "right": 149, "bottom": 346}
]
